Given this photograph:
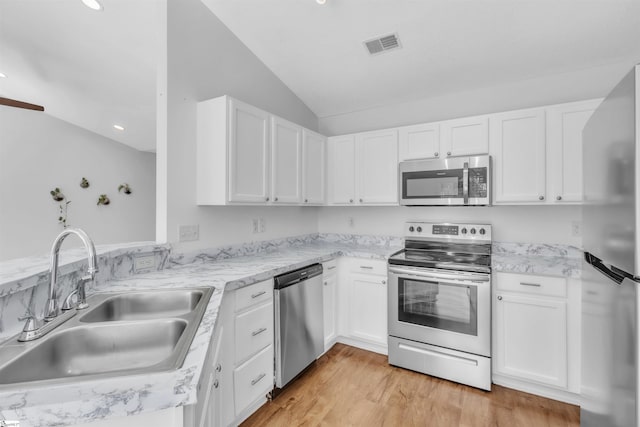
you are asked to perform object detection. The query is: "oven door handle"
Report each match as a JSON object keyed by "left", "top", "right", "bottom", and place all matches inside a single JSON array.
[
  {"left": 463, "top": 161, "right": 469, "bottom": 205},
  {"left": 388, "top": 266, "right": 490, "bottom": 283}
]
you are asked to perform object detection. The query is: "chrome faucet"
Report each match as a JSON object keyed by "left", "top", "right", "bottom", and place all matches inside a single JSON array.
[{"left": 19, "top": 228, "right": 98, "bottom": 341}]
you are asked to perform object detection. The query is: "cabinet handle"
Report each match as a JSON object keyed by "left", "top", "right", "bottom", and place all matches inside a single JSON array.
[
  {"left": 447, "top": 151, "right": 451, "bottom": 156},
  {"left": 266, "top": 197, "right": 270, "bottom": 202},
  {"left": 213, "top": 379, "right": 219, "bottom": 389},
  {"left": 538, "top": 195, "right": 544, "bottom": 201},
  {"left": 251, "top": 291, "right": 266, "bottom": 299},
  {"left": 360, "top": 266, "right": 374, "bottom": 269},
  {"left": 556, "top": 196, "right": 562, "bottom": 201},
  {"left": 327, "top": 266, "right": 336, "bottom": 270},
  {"left": 520, "top": 282, "right": 541, "bottom": 287},
  {"left": 252, "top": 327, "right": 268, "bottom": 336},
  {"left": 497, "top": 296, "right": 503, "bottom": 300},
  {"left": 216, "top": 364, "right": 222, "bottom": 372},
  {"left": 251, "top": 373, "right": 266, "bottom": 386},
  {"left": 434, "top": 152, "right": 439, "bottom": 157}
]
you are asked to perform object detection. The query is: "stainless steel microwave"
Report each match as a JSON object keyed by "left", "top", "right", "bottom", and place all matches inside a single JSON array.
[{"left": 399, "top": 155, "right": 491, "bottom": 206}]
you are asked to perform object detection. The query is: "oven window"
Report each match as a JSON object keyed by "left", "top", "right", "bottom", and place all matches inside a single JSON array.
[
  {"left": 398, "top": 278, "right": 477, "bottom": 335},
  {"left": 402, "top": 170, "right": 463, "bottom": 199}
]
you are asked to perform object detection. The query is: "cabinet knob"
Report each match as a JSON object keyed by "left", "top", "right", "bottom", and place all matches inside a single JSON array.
[
  {"left": 274, "top": 197, "right": 278, "bottom": 202},
  {"left": 349, "top": 199, "right": 353, "bottom": 203},
  {"left": 324, "top": 281, "right": 328, "bottom": 286},
  {"left": 305, "top": 199, "right": 308, "bottom": 203},
  {"left": 213, "top": 379, "right": 219, "bottom": 389},
  {"left": 434, "top": 152, "right": 439, "bottom": 157},
  {"left": 447, "top": 151, "right": 451, "bottom": 156},
  {"left": 538, "top": 195, "right": 544, "bottom": 201},
  {"left": 556, "top": 196, "right": 562, "bottom": 201},
  {"left": 266, "top": 197, "right": 270, "bottom": 202},
  {"left": 216, "top": 364, "right": 222, "bottom": 372},
  {"left": 359, "top": 198, "right": 363, "bottom": 203},
  {"left": 381, "top": 280, "right": 386, "bottom": 285},
  {"left": 497, "top": 296, "right": 503, "bottom": 300}
]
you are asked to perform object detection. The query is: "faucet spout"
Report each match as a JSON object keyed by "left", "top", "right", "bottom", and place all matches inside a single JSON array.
[{"left": 44, "top": 228, "right": 98, "bottom": 321}]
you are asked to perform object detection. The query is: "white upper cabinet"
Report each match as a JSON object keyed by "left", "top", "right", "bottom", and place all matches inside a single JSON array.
[
  {"left": 491, "top": 108, "right": 547, "bottom": 204},
  {"left": 546, "top": 99, "right": 600, "bottom": 203},
  {"left": 302, "top": 129, "right": 326, "bottom": 205},
  {"left": 398, "top": 116, "right": 488, "bottom": 161},
  {"left": 398, "top": 123, "right": 440, "bottom": 160},
  {"left": 228, "top": 99, "right": 271, "bottom": 203},
  {"left": 356, "top": 129, "right": 398, "bottom": 204},
  {"left": 440, "top": 116, "right": 489, "bottom": 157},
  {"left": 271, "top": 116, "right": 302, "bottom": 204},
  {"left": 328, "top": 135, "right": 356, "bottom": 205}
]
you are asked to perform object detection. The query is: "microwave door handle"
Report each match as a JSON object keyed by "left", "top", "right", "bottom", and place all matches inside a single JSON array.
[{"left": 462, "top": 161, "right": 469, "bottom": 204}]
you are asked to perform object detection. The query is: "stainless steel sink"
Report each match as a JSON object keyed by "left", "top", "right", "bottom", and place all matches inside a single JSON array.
[
  {"left": 80, "top": 290, "right": 204, "bottom": 322},
  {"left": 0, "top": 287, "right": 213, "bottom": 388}
]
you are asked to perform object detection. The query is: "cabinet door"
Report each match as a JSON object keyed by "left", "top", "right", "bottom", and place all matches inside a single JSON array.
[
  {"left": 228, "top": 99, "right": 270, "bottom": 203},
  {"left": 323, "top": 273, "right": 337, "bottom": 350},
  {"left": 495, "top": 293, "right": 568, "bottom": 388},
  {"left": 271, "top": 116, "right": 302, "bottom": 204},
  {"left": 327, "top": 135, "right": 356, "bottom": 204},
  {"left": 441, "top": 115, "right": 489, "bottom": 157},
  {"left": 356, "top": 129, "right": 398, "bottom": 204},
  {"left": 398, "top": 123, "right": 440, "bottom": 160},
  {"left": 546, "top": 100, "right": 599, "bottom": 203},
  {"left": 302, "top": 129, "right": 326, "bottom": 204},
  {"left": 348, "top": 273, "right": 387, "bottom": 345},
  {"left": 491, "top": 108, "right": 546, "bottom": 203}
]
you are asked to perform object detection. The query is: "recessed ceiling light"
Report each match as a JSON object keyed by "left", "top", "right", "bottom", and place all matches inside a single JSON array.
[
  {"left": 81, "top": 0, "right": 103, "bottom": 11},
  {"left": 113, "top": 124, "right": 125, "bottom": 131},
  {"left": 0, "top": 72, "right": 6, "bottom": 78},
  {"left": 316, "top": 0, "right": 327, "bottom": 4}
]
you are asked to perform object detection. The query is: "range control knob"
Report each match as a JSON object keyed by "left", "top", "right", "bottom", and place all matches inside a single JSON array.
[
  {"left": 479, "top": 228, "right": 486, "bottom": 235},
  {"left": 416, "top": 226, "right": 423, "bottom": 232},
  {"left": 409, "top": 226, "right": 415, "bottom": 232},
  {"left": 470, "top": 228, "right": 476, "bottom": 235},
  {"left": 461, "top": 228, "right": 467, "bottom": 234}
]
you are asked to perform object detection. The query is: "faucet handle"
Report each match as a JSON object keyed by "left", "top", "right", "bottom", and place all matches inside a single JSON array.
[
  {"left": 20, "top": 316, "right": 43, "bottom": 332},
  {"left": 62, "top": 289, "right": 79, "bottom": 311}
]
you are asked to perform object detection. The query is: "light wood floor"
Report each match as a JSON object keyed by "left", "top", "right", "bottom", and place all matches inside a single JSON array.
[{"left": 241, "top": 343, "right": 579, "bottom": 427}]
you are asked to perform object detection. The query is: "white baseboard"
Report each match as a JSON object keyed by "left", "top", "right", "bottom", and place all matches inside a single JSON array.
[
  {"left": 492, "top": 374, "right": 580, "bottom": 405},
  {"left": 336, "top": 335, "right": 388, "bottom": 356}
]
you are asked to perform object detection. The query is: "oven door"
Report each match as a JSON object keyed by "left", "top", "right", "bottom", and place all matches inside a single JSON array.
[{"left": 388, "top": 265, "right": 491, "bottom": 357}]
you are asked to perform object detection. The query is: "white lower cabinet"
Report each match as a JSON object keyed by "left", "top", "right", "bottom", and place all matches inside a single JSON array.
[
  {"left": 322, "top": 259, "right": 338, "bottom": 351},
  {"left": 493, "top": 272, "right": 581, "bottom": 404}
]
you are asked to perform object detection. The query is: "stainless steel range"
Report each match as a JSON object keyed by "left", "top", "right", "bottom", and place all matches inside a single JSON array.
[{"left": 387, "top": 221, "right": 492, "bottom": 390}]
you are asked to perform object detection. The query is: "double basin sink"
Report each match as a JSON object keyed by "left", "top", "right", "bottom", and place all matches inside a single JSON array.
[{"left": 0, "top": 287, "right": 213, "bottom": 388}]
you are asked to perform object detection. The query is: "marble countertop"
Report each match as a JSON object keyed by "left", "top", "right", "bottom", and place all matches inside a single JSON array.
[{"left": 0, "top": 238, "right": 582, "bottom": 426}]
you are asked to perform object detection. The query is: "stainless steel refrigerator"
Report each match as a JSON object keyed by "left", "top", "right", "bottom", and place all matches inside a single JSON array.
[{"left": 582, "top": 64, "right": 640, "bottom": 427}]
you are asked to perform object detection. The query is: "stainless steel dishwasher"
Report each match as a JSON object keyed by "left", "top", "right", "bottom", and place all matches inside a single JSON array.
[{"left": 273, "top": 263, "right": 324, "bottom": 390}]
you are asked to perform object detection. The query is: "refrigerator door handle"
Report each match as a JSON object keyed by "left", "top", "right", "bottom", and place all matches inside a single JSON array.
[{"left": 585, "top": 252, "right": 626, "bottom": 284}]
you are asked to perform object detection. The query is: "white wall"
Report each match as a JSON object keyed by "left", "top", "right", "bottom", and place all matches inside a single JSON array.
[
  {"left": 161, "top": 0, "right": 320, "bottom": 252},
  {"left": 317, "top": 205, "right": 582, "bottom": 247},
  {"left": 318, "top": 59, "right": 637, "bottom": 136},
  {"left": 0, "top": 106, "right": 156, "bottom": 260}
]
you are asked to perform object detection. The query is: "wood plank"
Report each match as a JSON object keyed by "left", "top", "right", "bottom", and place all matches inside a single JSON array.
[
  {"left": 241, "top": 343, "right": 580, "bottom": 427},
  {"left": 0, "top": 97, "right": 44, "bottom": 111}
]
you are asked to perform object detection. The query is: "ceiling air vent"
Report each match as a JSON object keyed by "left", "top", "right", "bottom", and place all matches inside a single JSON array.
[{"left": 364, "top": 33, "right": 401, "bottom": 55}]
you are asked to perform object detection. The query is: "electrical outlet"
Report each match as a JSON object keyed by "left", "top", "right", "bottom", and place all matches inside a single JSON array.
[
  {"left": 178, "top": 225, "right": 199, "bottom": 242},
  {"left": 134, "top": 255, "right": 155, "bottom": 272},
  {"left": 252, "top": 219, "right": 259, "bottom": 234},
  {"left": 571, "top": 221, "right": 582, "bottom": 237},
  {"left": 348, "top": 217, "right": 355, "bottom": 228},
  {"left": 259, "top": 218, "right": 266, "bottom": 233}
]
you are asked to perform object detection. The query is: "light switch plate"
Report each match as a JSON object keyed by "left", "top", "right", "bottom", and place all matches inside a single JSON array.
[{"left": 179, "top": 224, "right": 200, "bottom": 242}]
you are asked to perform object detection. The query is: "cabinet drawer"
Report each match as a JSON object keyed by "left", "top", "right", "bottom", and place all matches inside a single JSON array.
[
  {"left": 323, "top": 259, "right": 338, "bottom": 275},
  {"left": 349, "top": 259, "right": 386, "bottom": 276},
  {"left": 234, "top": 345, "right": 274, "bottom": 416},
  {"left": 235, "top": 279, "right": 273, "bottom": 312},
  {"left": 496, "top": 272, "right": 567, "bottom": 298},
  {"left": 235, "top": 302, "right": 274, "bottom": 364}
]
